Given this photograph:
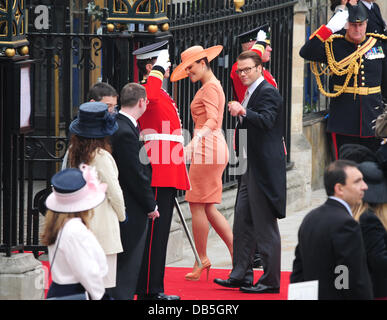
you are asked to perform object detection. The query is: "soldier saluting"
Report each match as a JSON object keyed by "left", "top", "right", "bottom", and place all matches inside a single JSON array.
[{"left": 300, "top": 3, "right": 387, "bottom": 159}]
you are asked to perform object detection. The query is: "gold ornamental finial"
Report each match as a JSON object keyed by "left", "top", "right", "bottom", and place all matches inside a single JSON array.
[
  {"left": 107, "top": 23, "right": 115, "bottom": 32},
  {"left": 5, "top": 48, "right": 16, "bottom": 57},
  {"left": 19, "top": 46, "right": 29, "bottom": 56},
  {"left": 161, "top": 23, "right": 169, "bottom": 31},
  {"left": 148, "top": 25, "right": 158, "bottom": 33},
  {"left": 234, "top": 0, "right": 245, "bottom": 12}
]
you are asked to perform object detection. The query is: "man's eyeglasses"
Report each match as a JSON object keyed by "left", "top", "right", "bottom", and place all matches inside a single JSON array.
[{"left": 235, "top": 65, "right": 258, "bottom": 76}]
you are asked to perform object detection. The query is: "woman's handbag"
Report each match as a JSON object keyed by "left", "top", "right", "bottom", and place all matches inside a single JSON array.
[
  {"left": 46, "top": 229, "right": 88, "bottom": 300},
  {"left": 374, "top": 108, "right": 387, "bottom": 138}
]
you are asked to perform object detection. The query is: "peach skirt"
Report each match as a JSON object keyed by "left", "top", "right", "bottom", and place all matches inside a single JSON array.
[{"left": 185, "top": 129, "right": 229, "bottom": 203}]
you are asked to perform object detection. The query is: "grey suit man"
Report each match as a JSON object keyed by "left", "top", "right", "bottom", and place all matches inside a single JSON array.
[{"left": 214, "top": 50, "right": 286, "bottom": 293}]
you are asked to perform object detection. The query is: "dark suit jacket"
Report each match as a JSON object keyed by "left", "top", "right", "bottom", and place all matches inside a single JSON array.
[
  {"left": 291, "top": 198, "right": 373, "bottom": 300},
  {"left": 109, "top": 112, "right": 156, "bottom": 299},
  {"left": 111, "top": 113, "right": 156, "bottom": 216},
  {"left": 359, "top": 209, "right": 387, "bottom": 298},
  {"left": 360, "top": 1, "right": 386, "bottom": 34},
  {"left": 236, "top": 79, "right": 286, "bottom": 219}
]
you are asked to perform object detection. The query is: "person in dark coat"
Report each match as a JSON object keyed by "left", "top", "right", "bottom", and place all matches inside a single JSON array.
[
  {"left": 290, "top": 160, "right": 373, "bottom": 300},
  {"left": 353, "top": 161, "right": 387, "bottom": 299},
  {"left": 300, "top": 3, "right": 387, "bottom": 159},
  {"left": 214, "top": 50, "right": 286, "bottom": 294},
  {"left": 107, "top": 83, "right": 160, "bottom": 300},
  {"left": 359, "top": 0, "right": 387, "bottom": 34}
]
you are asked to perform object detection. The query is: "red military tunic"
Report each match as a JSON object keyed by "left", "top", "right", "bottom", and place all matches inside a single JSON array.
[
  {"left": 138, "top": 67, "right": 190, "bottom": 190},
  {"left": 230, "top": 43, "right": 278, "bottom": 102}
]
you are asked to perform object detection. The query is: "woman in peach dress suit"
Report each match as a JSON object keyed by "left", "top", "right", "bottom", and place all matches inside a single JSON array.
[{"left": 171, "top": 45, "right": 233, "bottom": 281}]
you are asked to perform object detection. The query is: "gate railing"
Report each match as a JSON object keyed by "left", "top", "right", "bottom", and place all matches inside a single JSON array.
[{"left": 1, "top": 0, "right": 297, "bottom": 257}]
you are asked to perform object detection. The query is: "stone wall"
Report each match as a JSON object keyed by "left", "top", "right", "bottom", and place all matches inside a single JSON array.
[
  {"left": 377, "top": 1, "right": 387, "bottom": 19},
  {"left": 303, "top": 113, "right": 331, "bottom": 190}
]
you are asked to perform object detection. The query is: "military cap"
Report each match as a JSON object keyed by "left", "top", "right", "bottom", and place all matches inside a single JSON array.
[
  {"left": 237, "top": 23, "right": 271, "bottom": 45},
  {"left": 347, "top": 3, "right": 368, "bottom": 23},
  {"left": 132, "top": 40, "right": 169, "bottom": 60}
]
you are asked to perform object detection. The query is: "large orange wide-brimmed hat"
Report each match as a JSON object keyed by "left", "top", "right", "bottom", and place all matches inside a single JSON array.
[{"left": 170, "top": 45, "right": 223, "bottom": 82}]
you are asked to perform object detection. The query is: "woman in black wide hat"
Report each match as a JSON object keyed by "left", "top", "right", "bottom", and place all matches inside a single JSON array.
[
  {"left": 68, "top": 101, "right": 126, "bottom": 291},
  {"left": 353, "top": 161, "right": 387, "bottom": 300}
]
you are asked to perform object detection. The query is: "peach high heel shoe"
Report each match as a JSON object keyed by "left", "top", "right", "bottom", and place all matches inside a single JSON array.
[{"left": 184, "top": 258, "right": 211, "bottom": 281}]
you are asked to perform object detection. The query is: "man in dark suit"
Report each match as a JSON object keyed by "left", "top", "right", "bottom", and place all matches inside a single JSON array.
[
  {"left": 214, "top": 51, "right": 286, "bottom": 294},
  {"left": 290, "top": 160, "right": 373, "bottom": 300},
  {"left": 107, "top": 83, "right": 160, "bottom": 300},
  {"left": 359, "top": 0, "right": 386, "bottom": 34}
]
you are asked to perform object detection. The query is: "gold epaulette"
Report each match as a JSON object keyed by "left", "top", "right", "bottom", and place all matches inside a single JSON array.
[
  {"left": 366, "top": 33, "right": 387, "bottom": 40},
  {"left": 310, "top": 36, "right": 377, "bottom": 98}
]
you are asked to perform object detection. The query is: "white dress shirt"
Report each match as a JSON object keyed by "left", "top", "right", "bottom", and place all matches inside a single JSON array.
[
  {"left": 48, "top": 218, "right": 108, "bottom": 300},
  {"left": 361, "top": 1, "right": 372, "bottom": 10},
  {"left": 244, "top": 75, "right": 265, "bottom": 107},
  {"left": 240, "top": 75, "right": 265, "bottom": 123},
  {"left": 119, "top": 110, "right": 137, "bottom": 128}
]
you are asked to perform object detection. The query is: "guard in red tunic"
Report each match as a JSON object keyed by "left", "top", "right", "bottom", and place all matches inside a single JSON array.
[
  {"left": 230, "top": 24, "right": 278, "bottom": 104},
  {"left": 133, "top": 41, "right": 190, "bottom": 301}
]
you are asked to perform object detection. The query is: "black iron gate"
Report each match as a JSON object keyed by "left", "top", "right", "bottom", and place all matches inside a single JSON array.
[{"left": 1, "top": 0, "right": 297, "bottom": 257}]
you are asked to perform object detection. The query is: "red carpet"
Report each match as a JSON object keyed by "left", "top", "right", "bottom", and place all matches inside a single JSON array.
[
  {"left": 164, "top": 267, "right": 290, "bottom": 300},
  {"left": 41, "top": 261, "right": 290, "bottom": 300}
]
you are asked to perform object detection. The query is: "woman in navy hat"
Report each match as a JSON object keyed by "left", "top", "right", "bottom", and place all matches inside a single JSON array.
[
  {"left": 67, "top": 102, "right": 126, "bottom": 290},
  {"left": 353, "top": 161, "right": 387, "bottom": 299},
  {"left": 41, "top": 166, "right": 108, "bottom": 299}
]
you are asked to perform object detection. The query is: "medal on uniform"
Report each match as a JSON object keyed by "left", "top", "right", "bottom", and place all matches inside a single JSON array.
[{"left": 365, "top": 46, "right": 385, "bottom": 60}]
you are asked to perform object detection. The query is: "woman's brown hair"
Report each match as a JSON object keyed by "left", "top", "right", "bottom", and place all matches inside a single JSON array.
[
  {"left": 353, "top": 202, "right": 387, "bottom": 231},
  {"left": 41, "top": 210, "right": 92, "bottom": 246},
  {"left": 68, "top": 135, "right": 112, "bottom": 168}
]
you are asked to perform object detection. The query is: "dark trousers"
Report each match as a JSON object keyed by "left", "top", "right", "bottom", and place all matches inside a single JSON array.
[
  {"left": 236, "top": 175, "right": 261, "bottom": 261},
  {"left": 331, "top": 133, "right": 381, "bottom": 160},
  {"left": 106, "top": 214, "right": 149, "bottom": 300},
  {"left": 230, "top": 169, "right": 281, "bottom": 287},
  {"left": 136, "top": 187, "right": 177, "bottom": 295}
]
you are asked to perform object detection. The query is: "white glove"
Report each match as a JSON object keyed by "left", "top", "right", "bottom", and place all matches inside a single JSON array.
[
  {"left": 256, "top": 30, "right": 267, "bottom": 43},
  {"left": 154, "top": 49, "right": 171, "bottom": 71},
  {"left": 326, "top": 9, "right": 349, "bottom": 33}
]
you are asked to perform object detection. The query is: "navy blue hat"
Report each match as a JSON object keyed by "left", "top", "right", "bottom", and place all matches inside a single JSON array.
[
  {"left": 237, "top": 23, "right": 270, "bottom": 44},
  {"left": 45, "top": 166, "right": 107, "bottom": 213},
  {"left": 51, "top": 168, "right": 86, "bottom": 193},
  {"left": 358, "top": 161, "right": 387, "bottom": 204},
  {"left": 69, "top": 102, "right": 118, "bottom": 138},
  {"left": 133, "top": 40, "right": 169, "bottom": 60},
  {"left": 347, "top": 4, "right": 368, "bottom": 23}
]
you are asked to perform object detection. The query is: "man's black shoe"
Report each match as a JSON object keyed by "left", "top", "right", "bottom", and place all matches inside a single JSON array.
[
  {"left": 240, "top": 283, "right": 279, "bottom": 294},
  {"left": 213, "top": 278, "right": 252, "bottom": 288},
  {"left": 252, "top": 253, "right": 263, "bottom": 268},
  {"left": 137, "top": 293, "right": 180, "bottom": 300}
]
